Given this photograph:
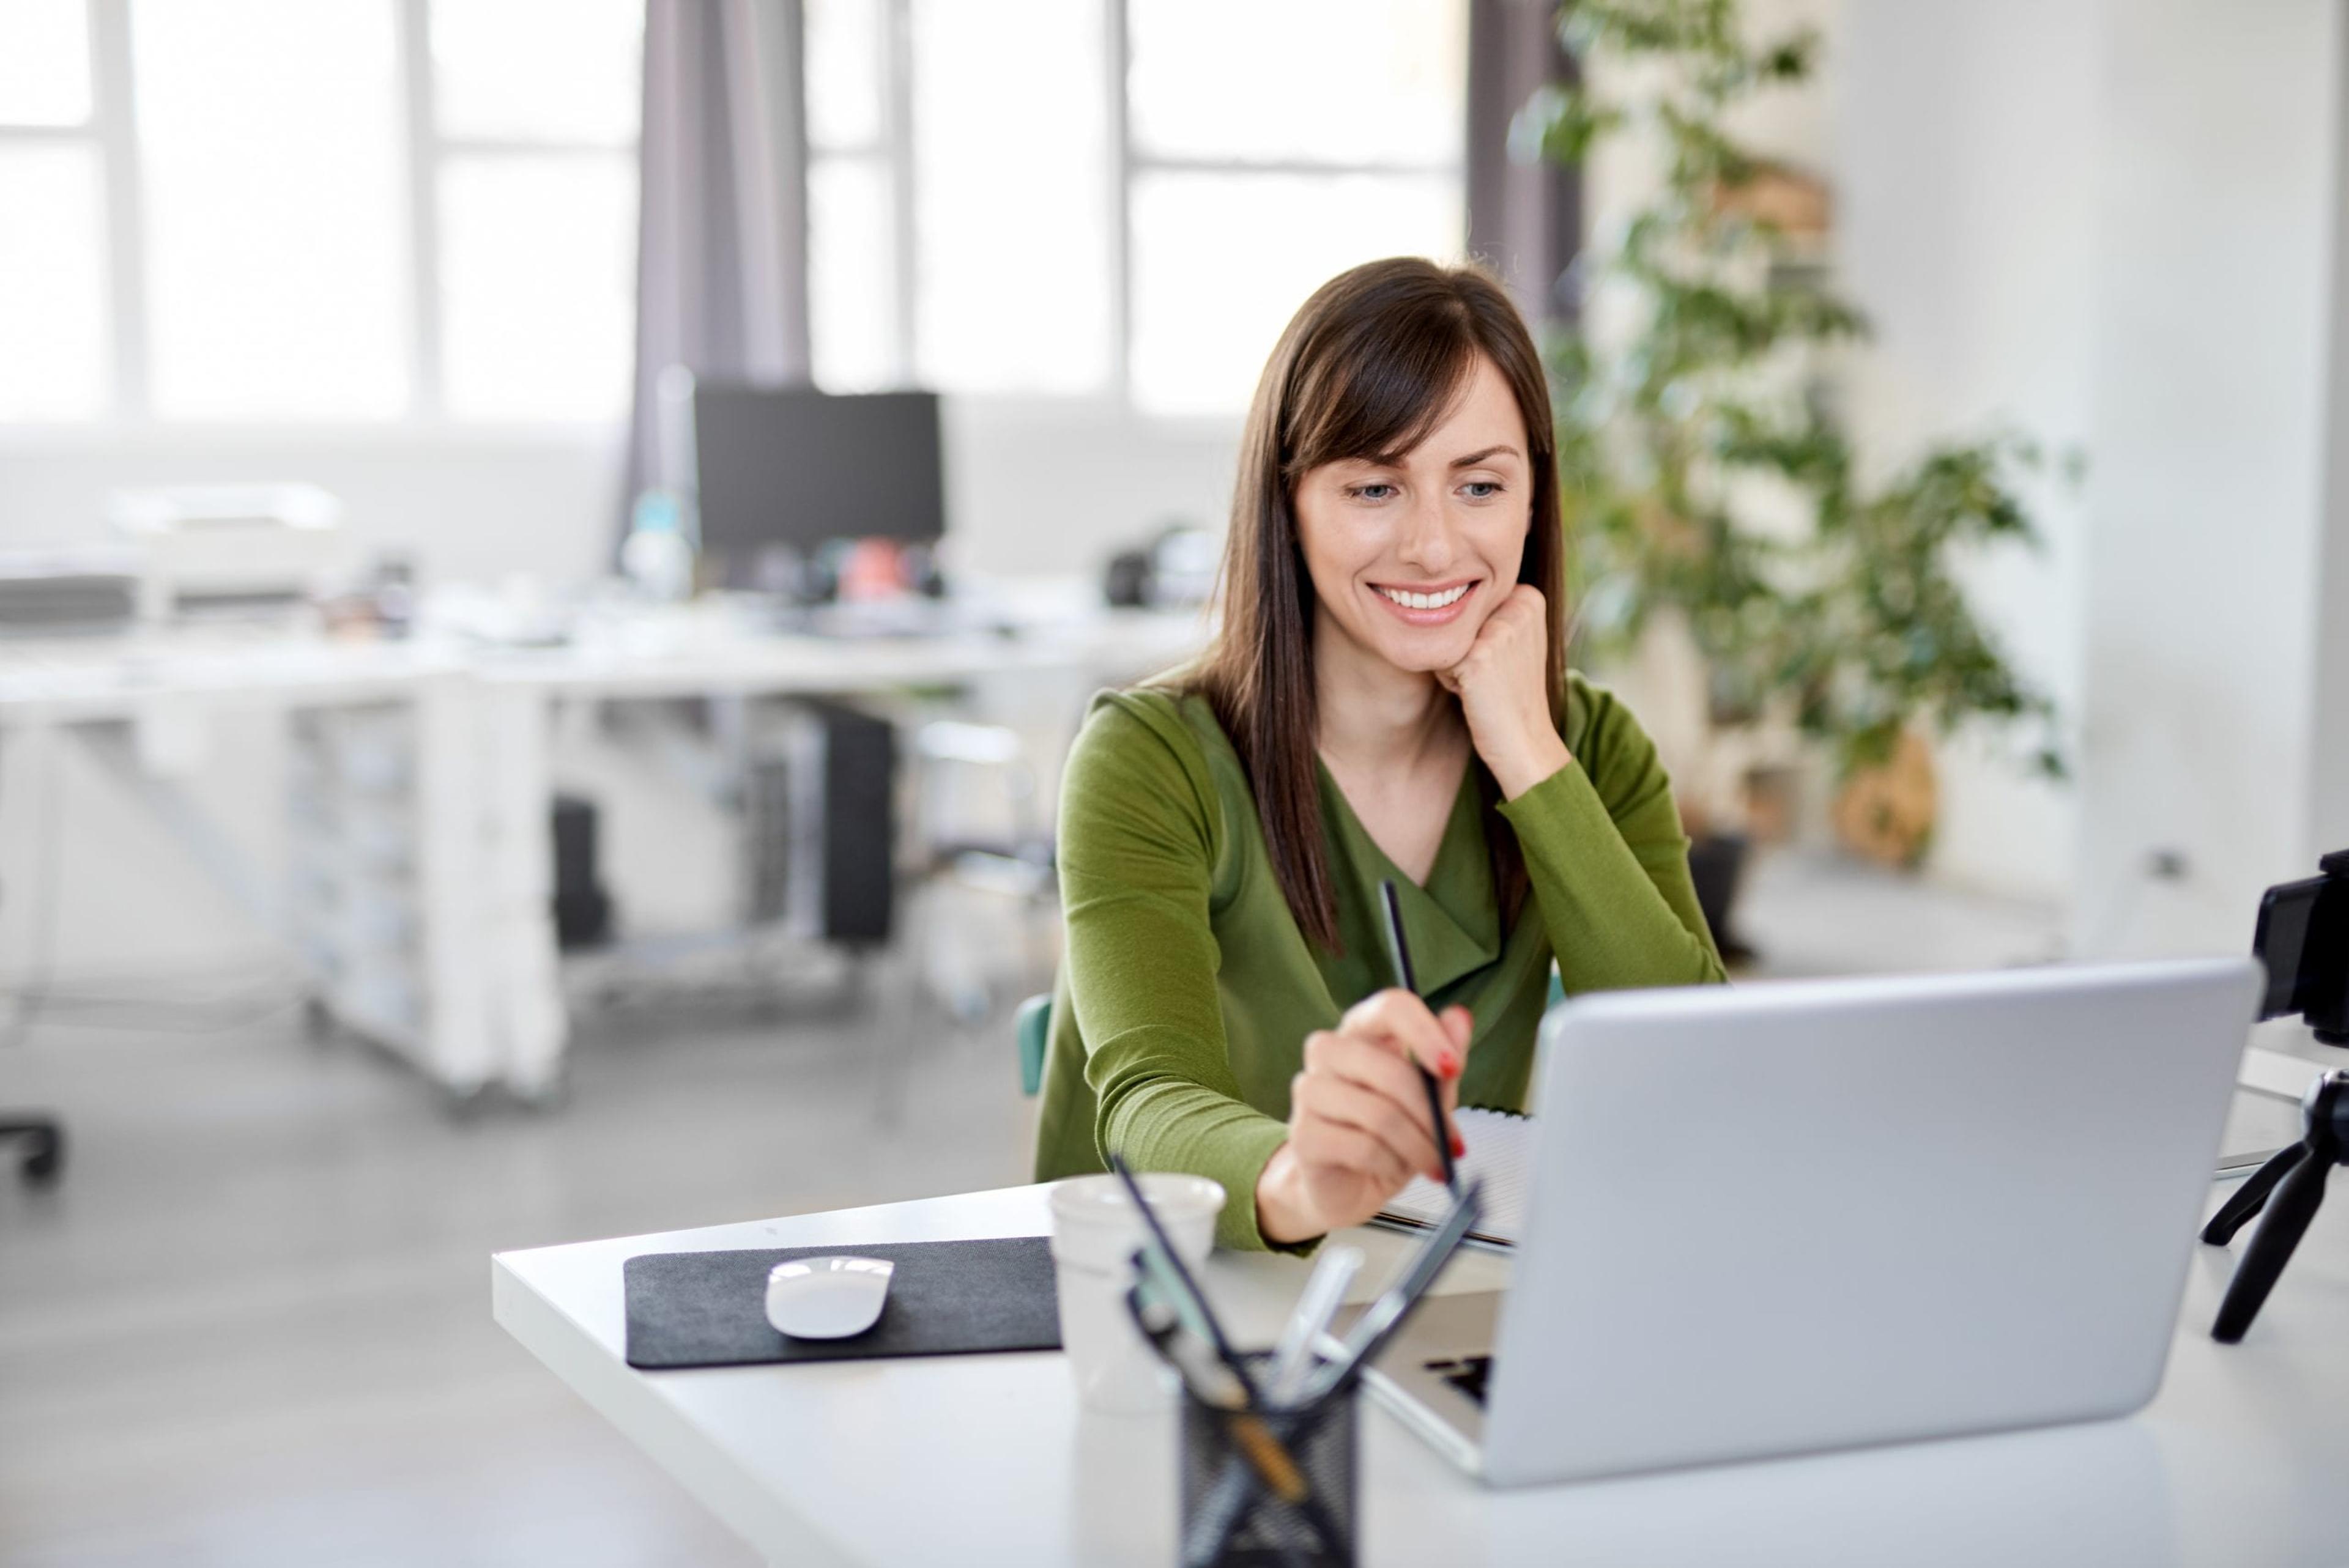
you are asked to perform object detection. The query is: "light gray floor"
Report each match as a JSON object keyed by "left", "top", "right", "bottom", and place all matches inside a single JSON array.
[
  {"left": 1732, "top": 849, "right": 2071, "bottom": 978},
  {"left": 0, "top": 980, "right": 1033, "bottom": 1568},
  {"left": 0, "top": 851, "right": 2293, "bottom": 1566}
]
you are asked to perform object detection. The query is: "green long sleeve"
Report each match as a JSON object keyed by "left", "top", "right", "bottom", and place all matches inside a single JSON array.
[
  {"left": 1499, "top": 684, "right": 1727, "bottom": 993},
  {"left": 1032, "top": 675, "right": 1726, "bottom": 1251},
  {"left": 1048, "top": 697, "right": 1292, "bottom": 1251}
]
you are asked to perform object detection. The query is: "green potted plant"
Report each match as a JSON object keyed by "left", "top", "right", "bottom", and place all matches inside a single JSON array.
[{"left": 1520, "top": 0, "right": 2066, "bottom": 948}]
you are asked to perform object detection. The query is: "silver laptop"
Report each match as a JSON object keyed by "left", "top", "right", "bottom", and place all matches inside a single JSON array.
[{"left": 1349, "top": 958, "right": 2260, "bottom": 1487}]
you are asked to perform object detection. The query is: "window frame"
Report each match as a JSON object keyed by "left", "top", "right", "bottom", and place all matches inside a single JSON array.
[
  {"left": 0, "top": 0, "right": 643, "bottom": 432},
  {"left": 0, "top": 0, "right": 143, "bottom": 419},
  {"left": 804, "top": 0, "right": 1468, "bottom": 415},
  {"left": 399, "top": 0, "right": 644, "bottom": 424},
  {"left": 804, "top": 0, "right": 918, "bottom": 388}
]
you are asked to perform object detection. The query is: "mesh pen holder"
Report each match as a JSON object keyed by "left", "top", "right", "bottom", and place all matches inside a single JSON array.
[{"left": 1177, "top": 1356, "right": 1358, "bottom": 1568}]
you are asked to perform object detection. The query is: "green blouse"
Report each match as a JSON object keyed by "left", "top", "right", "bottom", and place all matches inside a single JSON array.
[{"left": 1031, "top": 673, "right": 1726, "bottom": 1250}]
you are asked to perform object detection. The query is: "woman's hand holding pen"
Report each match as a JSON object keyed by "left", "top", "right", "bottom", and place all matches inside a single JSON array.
[
  {"left": 1254, "top": 991, "right": 1473, "bottom": 1245},
  {"left": 1436, "top": 582, "right": 1571, "bottom": 799}
]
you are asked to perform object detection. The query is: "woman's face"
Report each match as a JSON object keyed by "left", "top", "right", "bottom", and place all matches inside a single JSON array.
[{"left": 1293, "top": 353, "right": 1532, "bottom": 679}]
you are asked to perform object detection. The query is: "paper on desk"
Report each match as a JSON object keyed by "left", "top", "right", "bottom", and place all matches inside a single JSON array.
[{"left": 1379, "top": 1107, "right": 1532, "bottom": 1247}]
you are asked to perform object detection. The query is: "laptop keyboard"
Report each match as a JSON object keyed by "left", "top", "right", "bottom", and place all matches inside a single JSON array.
[{"left": 1423, "top": 1355, "right": 1493, "bottom": 1407}]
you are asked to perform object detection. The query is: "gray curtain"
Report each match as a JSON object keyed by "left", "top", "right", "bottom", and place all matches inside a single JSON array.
[
  {"left": 1466, "top": 0, "right": 1582, "bottom": 328},
  {"left": 625, "top": 0, "right": 813, "bottom": 516}
]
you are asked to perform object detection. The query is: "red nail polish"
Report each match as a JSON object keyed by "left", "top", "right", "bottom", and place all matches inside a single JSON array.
[
  {"left": 1452, "top": 1133, "right": 1466, "bottom": 1157},
  {"left": 1442, "top": 1051, "right": 1461, "bottom": 1079}
]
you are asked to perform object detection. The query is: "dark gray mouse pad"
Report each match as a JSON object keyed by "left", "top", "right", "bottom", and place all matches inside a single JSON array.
[{"left": 623, "top": 1236, "right": 1062, "bottom": 1370}]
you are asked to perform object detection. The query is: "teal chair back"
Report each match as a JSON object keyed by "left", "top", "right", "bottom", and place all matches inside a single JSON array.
[{"left": 1015, "top": 993, "right": 1052, "bottom": 1097}]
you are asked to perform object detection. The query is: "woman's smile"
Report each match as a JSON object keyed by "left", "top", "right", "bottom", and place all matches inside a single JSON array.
[{"left": 1369, "top": 577, "right": 1481, "bottom": 626}]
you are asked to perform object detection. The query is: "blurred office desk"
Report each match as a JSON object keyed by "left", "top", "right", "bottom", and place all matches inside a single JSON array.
[
  {"left": 494, "top": 1175, "right": 2349, "bottom": 1568},
  {"left": 0, "top": 597, "right": 1203, "bottom": 1101}
]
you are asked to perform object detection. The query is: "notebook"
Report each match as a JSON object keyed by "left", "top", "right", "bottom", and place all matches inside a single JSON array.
[{"left": 1378, "top": 1106, "right": 1533, "bottom": 1247}]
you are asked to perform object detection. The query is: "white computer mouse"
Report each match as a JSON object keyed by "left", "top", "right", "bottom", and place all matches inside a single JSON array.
[{"left": 765, "top": 1256, "right": 894, "bottom": 1339}]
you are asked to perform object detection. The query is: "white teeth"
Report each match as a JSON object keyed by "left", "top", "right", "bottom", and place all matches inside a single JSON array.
[{"left": 1381, "top": 584, "right": 1468, "bottom": 610}]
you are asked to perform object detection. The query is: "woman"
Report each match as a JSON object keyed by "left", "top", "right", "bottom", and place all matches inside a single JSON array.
[{"left": 1033, "top": 257, "right": 1726, "bottom": 1251}]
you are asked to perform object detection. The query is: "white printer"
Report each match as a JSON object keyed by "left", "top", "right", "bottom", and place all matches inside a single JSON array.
[{"left": 109, "top": 483, "right": 351, "bottom": 623}]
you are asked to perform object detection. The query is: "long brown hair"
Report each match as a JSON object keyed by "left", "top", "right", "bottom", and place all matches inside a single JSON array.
[{"left": 1187, "top": 257, "right": 1567, "bottom": 954}]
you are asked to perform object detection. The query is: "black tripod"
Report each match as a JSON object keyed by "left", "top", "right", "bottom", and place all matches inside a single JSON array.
[
  {"left": 2202, "top": 1071, "right": 2349, "bottom": 1342},
  {"left": 2199, "top": 848, "right": 2348, "bottom": 1342}
]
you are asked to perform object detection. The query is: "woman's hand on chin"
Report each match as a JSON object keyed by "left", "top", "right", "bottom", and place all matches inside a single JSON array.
[
  {"left": 1255, "top": 991, "right": 1474, "bottom": 1245},
  {"left": 1438, "top": 583, "right": 1572, "bottom": 798}
]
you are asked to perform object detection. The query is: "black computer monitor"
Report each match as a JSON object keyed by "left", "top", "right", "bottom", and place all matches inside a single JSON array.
[{"left": 690, "top": 383, "right": 945, "bottom": 590}]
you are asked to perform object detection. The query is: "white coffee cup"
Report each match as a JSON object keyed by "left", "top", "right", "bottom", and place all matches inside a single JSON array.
[{"left": 1047, "top": 1171, "right": 1225, "bottom": 1413}]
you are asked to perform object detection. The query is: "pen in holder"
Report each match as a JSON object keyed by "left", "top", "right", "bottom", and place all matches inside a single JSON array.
[
  {"left": 1116, "top": 1156, "right": 1481, "bottom": 1568},
  {"left": 1178, "top": 1353, "right": 1357, "bottom": 1568}
]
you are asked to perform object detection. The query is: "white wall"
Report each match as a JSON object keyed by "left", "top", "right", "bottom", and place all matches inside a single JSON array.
[
  {"left": 2310, "top": 20, "right": 2349, "bottom": 867},
  {"left": 2074, "top": 0, "right": 2348, "bottom": 955},
  {"left": 0, "top": 424, "right": 628, "bottom": 589},
  {"left": 942, "top": 401, "right": 1236, "bottom": 579},
  {"left": 0, "top": 402, "right": 1237, "bottom": 591},
  {"left": 1832, "top": 0, "right": 2101, "bottom": 904},
  {"left": 1830, "top": 0, "right": 2349, "bottom": 952}
]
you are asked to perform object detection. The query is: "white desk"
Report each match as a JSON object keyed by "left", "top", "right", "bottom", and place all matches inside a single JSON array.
[
  {"left": 0, "top": 599, "right": 1205, "bottom": 1100},
  {"left": 493, "top": 1174, "right": 2349, "bottom": 1567}
]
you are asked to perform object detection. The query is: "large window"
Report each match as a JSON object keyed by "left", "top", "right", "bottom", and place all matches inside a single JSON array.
[
  {"left": 3, "top": 0, "right": 1460, "bottom": 426},
  {"left": 804, "top": 0, "right": 1467, "bottom": 415},
  {"left": 0, "top": 0, "right": 641, "bottom": 425}
]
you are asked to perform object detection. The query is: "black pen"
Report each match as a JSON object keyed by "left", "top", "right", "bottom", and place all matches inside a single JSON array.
[
  {"left": 1306, "top": 1177, "right": 1485, "bottom": 1403},
  {"left": 1379, "top": 878, "right": 1459, "bottom": 1196}
]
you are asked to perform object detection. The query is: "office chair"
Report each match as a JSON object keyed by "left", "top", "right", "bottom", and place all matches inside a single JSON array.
[
  {"left": 1, "top": 1113, "right": 62, "bottom": 1184},
  {"left": 909, "top": 720, "right": 1058, "bottom": 1024},
  {"left": 1, "top": 844, "right": 64, "bottom": 1186},
  {"left": 1015, "top": 993, "right": 1050, "bottom": 1096}
]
